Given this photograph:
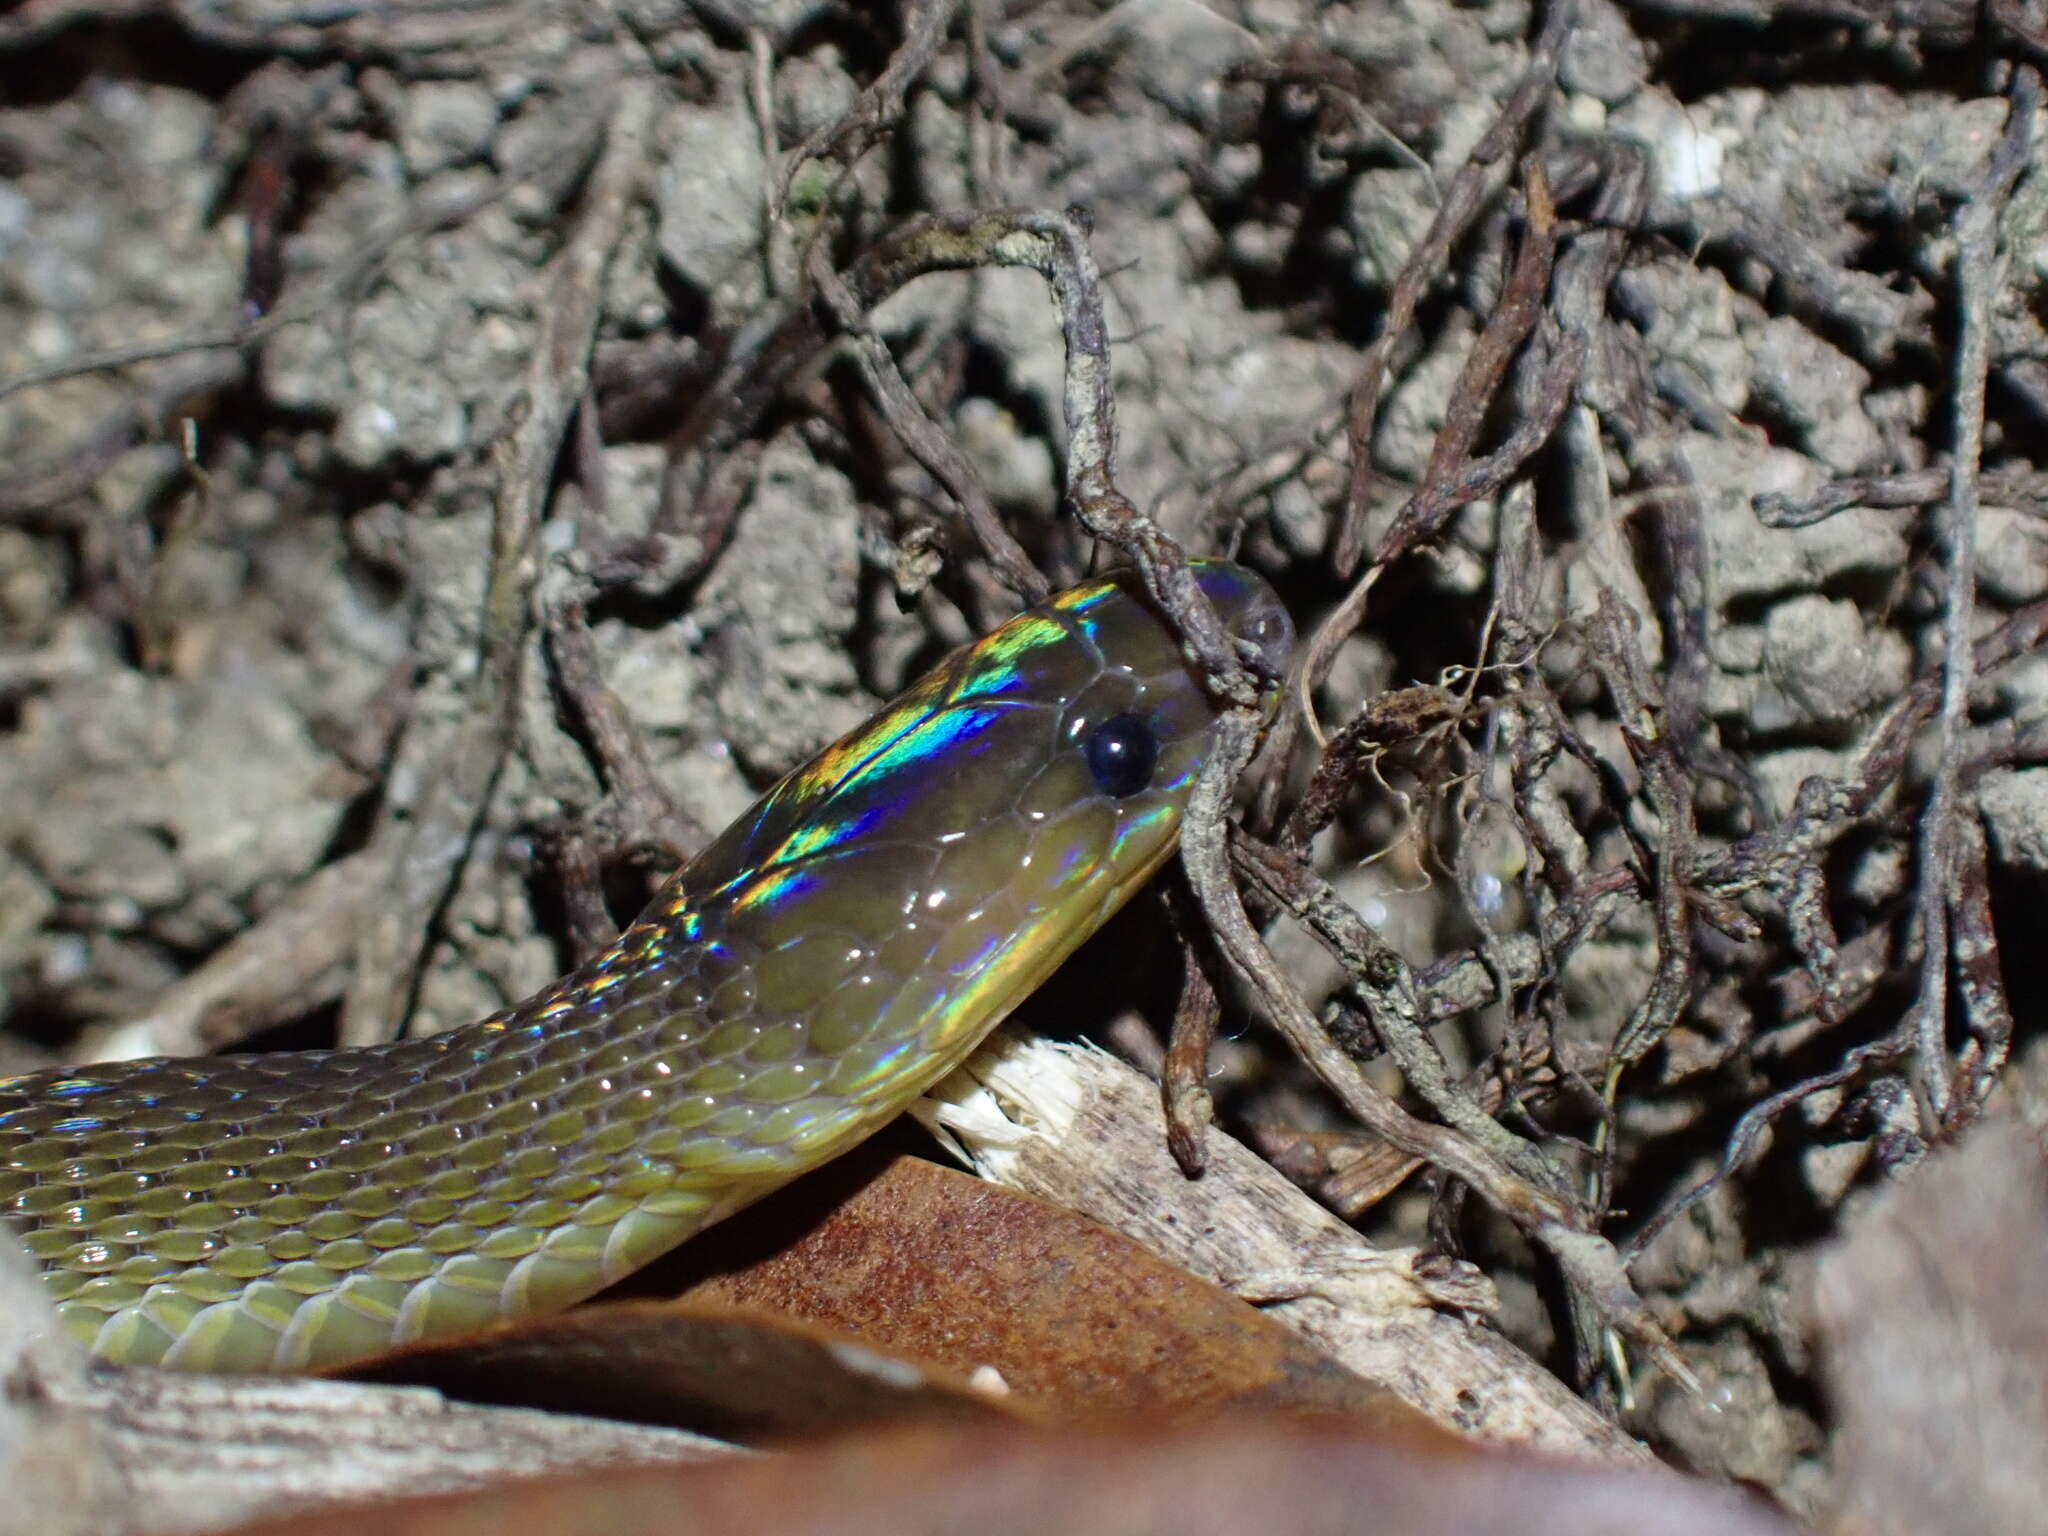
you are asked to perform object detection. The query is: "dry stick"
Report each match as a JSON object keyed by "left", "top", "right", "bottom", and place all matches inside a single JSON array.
[
  {"left": 1231, "top": 832, "right": 1553, "bottom": 1184},
  {"left": 1274, "top": 146, "right": 1626, "bottom": 814},
  {"left": 961, "top": 4, "right": 1019, "bottom": 204},
  {"left": 1333, "top": 0, "right": 1577, "bottom": 574},
  {"left": 637, "top": 207, "right": 1264, "bottom": 652},
  {"left": 1161, "top": 903, "right": 1226, "bottom": 1179},
  {"left": 1697, "top": 592, "right": 2048, "bottom": 898},
  {"left": 1777, "top": 829, "right": 1851, "bottom": 1030},
  {"left": 1585, "top": 591, "right": 1700, "bottom": 1068},
  {"left": 1373, "top": 162, "right": 1560, "bottom": 564},
  {"left": 1274, "top": 375, "right": 1548, "bottom": 810},
  {"left": 1616, "top": 0, "right": 1967, "bottom": 26},
  {"left": 535, "top": 391, "right": 660, "bottom": 957},
  {"left": 985, "top": 210, "right": 1259, "bottom": 702},
  {"left": 636, "top": 198, "right": 1017, "bottom": 576},
  {"left": 1232, "top": 40, "right": 1441, "bottom": 192},
  {"left": 1473, "top": 489, "right": 1579, "bottom": 1094},
  {"left": 638, "top": 295, "right": 813, "bottom": 581},
  {"left": 1577, "top": 589, "right": 1706, "bottom": 1397},
  {"left": 340, "top": 79, "right": 658, "bottom": 1045},
  {"left": 1275, "top": 323, "right": 1590, "bottom": 801},
  {"left": 538, "top": 393, "right": 713, "bottom": 890},
  {"left": 1635, "top": 431, "right": 1760, "bottom": 814},
  {"left": 1301, "top": 877, "right": 1646, "bottom": 1222},
  {"left": 935, "top": 1034, "right": 1648, "bottom": 1458},
  {"left": 1177, "top": 716, "right": 1695, "bottom": 1389},
  {"left": 1491, "top": 485, "right": 1593, "bottom": 909},
  {"left": 1586, "top": 170, "right": 1742, "bottom": 811},
  {"left": 1909, "top": 65, "right": 2038, "bottom": 1126},
  {"left": 806, "top": 245, "right": 1050, "bottom": 601},
  {"left": 775, "top": 0, "right": 962, "bottom": 209},
  {"left": 674, "top": 205, "right": 1271, "bottom": 623},
  {"left": 1622, "top": 1031, "right": 1911, "bottom": 1262},
  {"left": 1662, "top": 196, "right": 1934, "bottom": 366},
  {"left": 69, "top": 849, "right": 391, "bottom": 1066},
  {"left": 1946, "top": 814, "right": 2014, "bottom": 1124},
  {"left": 1759, "top": 465, "right": 2048, "bottom": 525},
  {"left": 543, "top": 613, "right": 702, "bottom": 876},
  {"left": 1278, "top": 685, "right": 1468, "bottom": 851},
  {"left": 1633, "top": 600, "right": 2048, "bottom": 1254},
  {"left": 0, "top": 352, "right": 249, "bottom": 522},
  {"left": 1767, "top": 925, "right": 1897, "bottom": 1043},
  {"left": 1210, "top": 879, "right": 1641, "bottom": 1109},
  {"left": 4, "top": 120, "right": 618, "bottom": 1064}
]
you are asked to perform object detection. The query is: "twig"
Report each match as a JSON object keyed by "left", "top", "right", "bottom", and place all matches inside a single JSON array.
[
  {"left": 63, "top": 849, "right": 387, "bottom": 1065},
  {"left": 1694, "top": 592, "right": 2048, "bottom": 897},
  {"left": 340, "top": 79, "right": 658, "bottom": 1044},
  {"left": 1658, "top": 196, "right": 1935, "bottom": 365},
  {"left": 1584, "top": 591, "right": 1699, "bottom": 1068},
  {"left": 806, "top": 244, "right": 1049, "bottom": 600},
  {"left": 1945, "top": 813, "right": 2014, "bottom": 1126},
  {"left": 1178, "top": 715, "right": 1695, "bottom": 1388},
  {"left": 1623, "top": 1035, "right": 1908, "bottom": 1262},
  {"left": 0, "top": 353, "right": 247, "bottom": 522},
  {"left": 1371, "top": 161, "right": 1561, "bottom": 566},
  {"left": 1333, "top": 0, "right": 1577, "bottom": 573},
  {"left": 776, "top": 0, "right": 962, "bottom": 208},
  {"left": 1161, "top": 908, "right": 1225, "bottom": 1179},
  {"left": 1907, "top": 65, "right": 2037, "bottom": 1124},
  {"left": 1230, "top": 831, "right": 1554, "bottom": 1183},
  {"left": 538, "top": 576, "right": 706, "bottom": 898},
  {"left": 935, "top": 1032, "right": 1652, "bottom": 1459},
  {"left": 1272, "top": 140, "right": 1637, "bottom": 813},
  {"left": 1748, "top": 466, "right": 2048, "bottom": 526}
]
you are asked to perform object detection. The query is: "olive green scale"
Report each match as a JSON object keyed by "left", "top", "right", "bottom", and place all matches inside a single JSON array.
[{"left": 0, "top": 561, "right": 1292, "bottom": 1372}]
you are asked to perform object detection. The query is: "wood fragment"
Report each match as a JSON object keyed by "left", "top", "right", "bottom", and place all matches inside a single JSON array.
[{"left": 929, "top": 1031, "right": 1650, "bottom": 1461}]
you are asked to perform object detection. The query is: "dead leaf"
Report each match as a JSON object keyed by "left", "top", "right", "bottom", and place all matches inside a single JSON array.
[
  {"left": 1814, "top": 1118, "right": 2048, "bottom": 1536},
  {"left": 658, "top": 1148, "right": 1418, "bottom": 1426},
  {"left": 346, "top": 1297, "right": 1023, "bottom": 1441},
  {"left": 216, "top": 1416, "right": 1801, "bottom": 1536}
]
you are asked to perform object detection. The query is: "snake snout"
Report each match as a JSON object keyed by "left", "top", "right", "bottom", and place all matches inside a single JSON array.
[{"left": 1189, "top": 559, "right": 1295, "bottom": 684}]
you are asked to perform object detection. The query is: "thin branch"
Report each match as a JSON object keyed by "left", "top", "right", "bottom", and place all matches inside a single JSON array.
[{"left": 341, "top": 79, "right": 658, "bottom": 1044}]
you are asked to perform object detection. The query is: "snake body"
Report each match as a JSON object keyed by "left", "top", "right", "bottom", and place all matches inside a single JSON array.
[{"left": 1, "top": 560, "right": 1290, "bottom": 1373}]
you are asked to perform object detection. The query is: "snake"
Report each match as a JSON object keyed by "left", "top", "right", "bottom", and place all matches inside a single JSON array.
[{"left": 1, "top": 559, "right": 1291, "bottom": 1373}]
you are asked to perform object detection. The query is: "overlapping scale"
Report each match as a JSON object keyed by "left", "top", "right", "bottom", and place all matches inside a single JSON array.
[{"left": 0, "top": 560, "right": 1292, "bottom": 1370}]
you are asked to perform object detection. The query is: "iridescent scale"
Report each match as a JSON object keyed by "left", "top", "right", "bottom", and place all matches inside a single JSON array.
[{"left": 0, "top": 562, "right": 1292, "bottom": 1371}]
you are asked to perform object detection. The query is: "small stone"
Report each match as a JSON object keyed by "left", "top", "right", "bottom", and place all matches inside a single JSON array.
[
  {"left": 1980, "top": 767, "right": 2048, "bottom": 872},
  {"left": 333, "top": 400, "right": 403, "bottom": 471},
  {"left": 1756, "top": 594, "right": 1911, "bottom": 731},
  {"left": 1058, "top": 0, "right": 1261, "bottom": 124},
  {"left": 654, "top": 103, "right": 767, "bottom": 304},
  {"left": 397, "top": 83, "right": 500, "bottom": 178}
]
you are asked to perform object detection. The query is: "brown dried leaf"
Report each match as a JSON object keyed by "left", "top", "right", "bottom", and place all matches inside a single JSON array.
[
  {"left": 344, "top": 1296, "right": 1021, "bottom": 1442},
  {"left": 217, "top": 1418, "right": 1801, "bottom": 1536},
  {"left": 1814, "top": 1119, "right": 2048, "bottom": 1536},
  {"left": 658, "top": 1149, "right": 1417, "bottom": 1426}
]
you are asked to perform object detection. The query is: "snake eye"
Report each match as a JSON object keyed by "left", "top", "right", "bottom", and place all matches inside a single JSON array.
[{"left": 1083, "top": 713, "right": 1157, "bottom": 799}]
